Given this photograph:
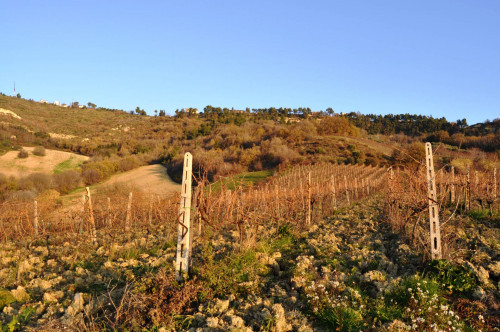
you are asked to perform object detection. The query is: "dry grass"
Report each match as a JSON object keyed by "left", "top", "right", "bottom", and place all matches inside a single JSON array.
[{"left": 0, "top": 146, "right": 88, "bottom": 177}]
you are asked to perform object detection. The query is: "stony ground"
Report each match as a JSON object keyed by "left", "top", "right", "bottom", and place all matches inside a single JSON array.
[{"left": 0, "top": 196, "right": 499, "bottom": 331}]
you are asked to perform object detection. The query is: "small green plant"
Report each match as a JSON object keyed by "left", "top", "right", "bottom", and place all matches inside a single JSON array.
[
  {"left": 198, "top": 244, "right": 266, "bottom": 300},
  {"left": 427, "top": 260, "right": 478, "bottom": 294},
  {"left": 379, "top": 275, "right": 466, "bottom": 330},
  {"left": 0, "top": 289, "right": 16, "bottom": 310},
  {"left": 468, "top": 209, "right": 492, "bottom": 221},
  {"left": 1, "top": 306, "right": 36, "bottom": 332}
]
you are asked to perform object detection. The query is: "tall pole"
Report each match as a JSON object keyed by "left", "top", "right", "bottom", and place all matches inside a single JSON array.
[
  {"left": 425, "top": 143, "right": 442, "bottom": 259},
  {"left": 175, "top": 152, "right": 193, "bottom": 281},
  {"left": 86, "top": 187, "right": 97, "bottom": 245}
]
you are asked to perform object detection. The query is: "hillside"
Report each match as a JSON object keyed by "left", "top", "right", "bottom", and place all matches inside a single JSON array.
[
  {"left": 0, "top": 146, "right": 87, "bottom": 177},
  {"left": 0, "top": 94, "right": 497, "bottom": 204}
]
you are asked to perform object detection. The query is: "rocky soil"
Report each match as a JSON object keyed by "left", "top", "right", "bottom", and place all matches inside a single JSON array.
[{"left": 0, "top": 196, "right": 499, "bottom": 331}]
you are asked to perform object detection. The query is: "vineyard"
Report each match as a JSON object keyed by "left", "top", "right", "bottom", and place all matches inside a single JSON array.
[{"left": 0, "top": 148, "right": 499, "bottom": 331}]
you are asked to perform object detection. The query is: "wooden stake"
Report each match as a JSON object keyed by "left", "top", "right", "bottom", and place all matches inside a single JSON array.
[
  {"left": 306, "top": 172, "right": 311, "bottom": 225},
  {"left": 33, "top": 200, "right": 38, "bottom": 237},
  {"left": 466, "top": 169, "right": 471, "bottom": 211},
  {"left": 494, "top": 168, "right": 497, "bottom": 200},
  {"left": 331, "top": 176, "right": 337, "bottom": 210},
  {"left": 425, "top": 143, "right": 442, "bottom": 259},
  {"left": 85, "top": 187, "right": 97, "bottom": 245},
  {"left": 176, "top": 152, "right": 193, "bottom": 282},
  {"left": 450, "top": 166, "right": 455, "bottom": 203},
  {"left": 148, "top": 195, "right": 153, "bottom": 226},
  {"left": 125, "top": 192, "right": 133, "bottom": 232},
  {"left": 107, "top": 197, "right": 112, "bottom": 226},
  {"left": 344, "top": 175, "right": 350, "bottom": 205}
]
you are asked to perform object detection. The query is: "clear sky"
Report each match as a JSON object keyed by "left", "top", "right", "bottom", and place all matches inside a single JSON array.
[{"left": 1, "top": 1, "right": 498, "bottom": 124}]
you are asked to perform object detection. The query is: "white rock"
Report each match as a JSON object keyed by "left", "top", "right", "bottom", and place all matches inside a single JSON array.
[
  {"left": 272, "top": 303, "right": 292, "bottom": 331},
  {"left": 206, "top": 317, "right": 219, "bottom": 328},
  {"left": 10, "top": 285, "right": 29, "bottom": 302},
  {"left": 43, "top": 290, "right": 64, "bottom": 303}
]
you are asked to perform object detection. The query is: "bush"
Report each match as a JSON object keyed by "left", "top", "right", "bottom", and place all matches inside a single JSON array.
[
  {"left": 18, "top": 149, "right": 28, "bottom": 158},
  {"left": 33, "top": 146, "right": 46, "bottom": 156},
  {"left": 53, "top": 170, "right": 82, "bottom": 194},
  {"left": 19, "top": 173, "right": 53, "bottom": 193},
  {"left": 119, "top": 156, "right": 142, "bottom": 172},
  {"left": 82, "top": 168, "right": 101, "bottom": 186}
]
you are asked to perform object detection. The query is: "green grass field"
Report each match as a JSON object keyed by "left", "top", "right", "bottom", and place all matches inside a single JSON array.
[
  {"left": 53, "top": 156, "right": 84, "bottom": 174},
  {"left": 209, "top": 170, "right": 273, "bottom": 192}
]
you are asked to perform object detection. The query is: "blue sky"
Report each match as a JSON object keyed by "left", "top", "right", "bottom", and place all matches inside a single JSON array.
[{"left": 1, "top": 1, "right": 498, "bottom": 124}]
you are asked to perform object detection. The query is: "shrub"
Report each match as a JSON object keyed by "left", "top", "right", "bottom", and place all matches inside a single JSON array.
[
  {"left": 53, "top": 170, "right": 82, "bottom": 194},
  {"left": 18, "top": 149, "right": 29, "bottom": 158},
  {"left": 82, "top": 168, "right": 101, "bottom": 185},
  {"left": 33, "top": 146, "right": 46, "bottom": 156},
  {"left": 21, "top": 173, "right": 53, "bottom": 193},
  {"left": 119, "top": 155, "right": 142, "bottom": 172}
]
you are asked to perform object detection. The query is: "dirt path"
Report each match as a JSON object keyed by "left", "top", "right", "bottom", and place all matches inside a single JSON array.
[
  {"left": 100, "top": 164, "right": 181, "bottom": 197},
  {"left": 0, "top": 147, "right": 88, "bottom": 177}
]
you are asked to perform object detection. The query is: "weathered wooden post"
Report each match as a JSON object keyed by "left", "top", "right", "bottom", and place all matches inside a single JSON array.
[
  {"left": 389, "top": 167, "right": 394, "bottom": 195},
  {"left": 330, "top": 176, "right": 337, "bottom": 210},
  {"left": 466, "top": 169, "right": 471, "bottom": 211},
  {"left": 175, "top": 152, "right": 193, "bottom": 282},
  {"left": 425, "top": 143, "right": 442, "bottom": 259},
  {"left": 494, "top": 168, "right": 497, "bottom": 200},
  {"left": 306, "top": 172, "right": 311, "bottom": 225},
  {"left": 148, "top": 195, "right": 153, "bottom": 226},
  {"left": 125, "top": 192, "right": 133, "bottom": 232},
  {"left": 85, "top": 187, "right": 97, "bottom": 245},
  {"left": 450, "top": 166, "right": 455, "bottom": 203},
  {"left": 106, "top": 197, "right": 112, "bottom": 226},
  {"left": 344, "top": 175, "right": 350, "bottom": 205},
  {"left": 33, "top": 200, "right": 39, "bottom": 237}
]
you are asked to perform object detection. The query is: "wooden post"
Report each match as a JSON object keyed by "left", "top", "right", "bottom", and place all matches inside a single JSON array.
[
  {"left": 425, "top": 143, "right": 442, "bottom": 259},
  {"left": 331, "top": 176, "right": 337, "bottom": 210},
  {"left": 494, "top": 168, "right": 497, "bottom": 200},
  {"left": 450, "top": 166, "right": 455, "bottom": 203},
  {"left": 344, "top": 175, "right": 350, "bottom": 205},
  {"left": 306, "top": 172, "right": 311, "bottom": 225},
  {"left": 33, "top": 200, "right": 38, "bottom": 237},
  {"left": 389, "top": 167, "right": 394, "bottom": 195},
  {"left": 148, "top": 195, "right": 153, "bottom": 226},
  {"left": 85, "top": 187, "right": 97, "bottom": 244},
  {"left": 125, "top": 192, "right": 133, "bottom": 232},
  {"left": 466, "top": 169, "right": 471, "bottom": 211},
  {"left": 175, "top": 152, "right": 193, "bottom": 282},
  {"left": 107, "top": 197, "right": 112, "bottom": 226}
]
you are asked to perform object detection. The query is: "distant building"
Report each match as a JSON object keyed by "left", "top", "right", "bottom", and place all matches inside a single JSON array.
[
  {"left": 40, "top": 99, "right": 48, "bottom": 103},
  {"left": 79, "top": 105, "right": 85, "bottom": 109},
  {"left": 285, "top": 117, "right": 301, "bottom": 124},
  {"left": 61, "top": 104, "right": 69, "bottom": 108},
  {"left": 53, "top": 101, "right": 60, "bottom": 106}
]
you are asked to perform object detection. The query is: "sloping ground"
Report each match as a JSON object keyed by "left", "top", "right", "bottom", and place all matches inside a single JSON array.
[
  {"left": 0, "top": 147, "right": 88, "bottom": 177},
  {"left": 333, "top": 135, "right": 395, "bottom": 156},
  {"left": 0, "top": 108, "right": 21, "bottom": 119},
  {"left": 100, "top": 164, "right": 181, "bottom": 197},
  {"left": 1, "top": 196, "right": 497, "bottom": 330}
]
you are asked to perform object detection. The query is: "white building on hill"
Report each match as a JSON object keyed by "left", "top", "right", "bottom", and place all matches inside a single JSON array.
[{"left": 53, "top": 101, "right": 60, "bottom": 106}]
